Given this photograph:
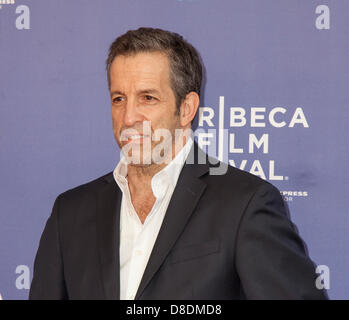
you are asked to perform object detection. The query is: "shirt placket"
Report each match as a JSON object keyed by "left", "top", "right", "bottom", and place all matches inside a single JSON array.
[
  {"left": 124, "top": 184, "right": 165, "bottom": 300},
  {"left": 124, "top": 218, "right": 147, "bottom": 300}
]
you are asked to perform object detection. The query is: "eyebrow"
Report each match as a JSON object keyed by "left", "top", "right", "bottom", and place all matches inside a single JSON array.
[
  {"left": 110, "top": 90, "right": 124, "bottom": 96},
  {"left": 110, "top": 88, "right": 161, "bottom": 96}
]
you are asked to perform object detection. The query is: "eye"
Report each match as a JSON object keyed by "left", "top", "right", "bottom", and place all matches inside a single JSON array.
[
  {"left": 112, "top": 96, "right": 124, "bottom": 104},
  {"left": 143, "top": 95, "right": 159, "bottom": 104}
]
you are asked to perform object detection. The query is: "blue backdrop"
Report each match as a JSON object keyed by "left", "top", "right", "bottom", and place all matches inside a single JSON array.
[{"left": 0, "top": 0, "right": 347, "bottom": 299}]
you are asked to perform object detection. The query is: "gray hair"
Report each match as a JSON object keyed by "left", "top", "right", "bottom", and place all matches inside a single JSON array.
[{"left": 106, "top": 27, "right": 203, "bottom": 113}]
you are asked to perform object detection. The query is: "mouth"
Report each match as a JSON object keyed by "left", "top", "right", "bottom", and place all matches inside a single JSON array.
[{"left": 121, "top": 133, "right": 151, "bottom": 145}]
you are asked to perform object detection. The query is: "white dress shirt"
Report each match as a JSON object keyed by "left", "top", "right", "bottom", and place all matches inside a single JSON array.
[{"left": 113, "top": 138, "right": 193, "bottom": 300}]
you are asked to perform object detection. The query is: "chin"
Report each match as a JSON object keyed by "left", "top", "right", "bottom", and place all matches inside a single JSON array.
[{"left": 122, "top": 150, "right": 152, "bottom": 165}]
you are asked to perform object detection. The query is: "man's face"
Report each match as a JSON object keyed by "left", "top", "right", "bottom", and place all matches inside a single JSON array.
[{"left": 109, "top": 51, "right": 181, "bottom": 167}]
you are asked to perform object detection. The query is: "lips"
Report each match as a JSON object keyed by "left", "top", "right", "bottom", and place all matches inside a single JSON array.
[{"left": 121, "top": 132, "right": 151, "bottom": 144}]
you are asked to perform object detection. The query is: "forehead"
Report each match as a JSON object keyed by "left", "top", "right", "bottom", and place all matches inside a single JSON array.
[{"left": 109, "top": 51, "right": 171, "bottom": 90}]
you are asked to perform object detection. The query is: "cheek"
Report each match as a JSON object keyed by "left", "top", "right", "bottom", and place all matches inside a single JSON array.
[
  {"left": 152, "top": 105, "right": 177, "bottom": 125},
  {"left": 111, "top": 109, "right": 123, "bottom": 130},
  {"left": 160, "top": 109, "right": 180, "bottom": 128}
]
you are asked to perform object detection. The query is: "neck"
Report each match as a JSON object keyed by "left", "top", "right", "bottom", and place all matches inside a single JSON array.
[
  {"left": 126, "top": 134, "right": 190, "bottom": 193},
  {"left": 127, "top": 165, "right": 155, "bottom": 196}
]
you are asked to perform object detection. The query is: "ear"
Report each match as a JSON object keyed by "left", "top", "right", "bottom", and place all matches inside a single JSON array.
[{"left": 179, "top": 91, "right": 200, "bottom": 127}]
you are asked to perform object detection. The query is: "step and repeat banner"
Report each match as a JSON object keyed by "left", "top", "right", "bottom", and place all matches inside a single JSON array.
[{"left": 0, "top": 0, "right": 348, "bottom": 299}]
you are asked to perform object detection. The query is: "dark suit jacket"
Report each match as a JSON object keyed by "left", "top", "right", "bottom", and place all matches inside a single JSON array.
[{"left": 29, "top": 143, "right": 328, "bottom": 299}]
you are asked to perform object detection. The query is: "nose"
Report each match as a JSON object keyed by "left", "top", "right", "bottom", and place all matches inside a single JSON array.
[{"left": 123, "top": 98, "right": 144, "bottom": 127}]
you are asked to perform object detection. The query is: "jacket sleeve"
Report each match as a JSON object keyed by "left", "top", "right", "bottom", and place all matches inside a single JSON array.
[
  {"left": 29, "top": 195, "right": 68, "bottom": 300},
  {"left": 235, "top": 183, "right": 328, "bottom": 299}
]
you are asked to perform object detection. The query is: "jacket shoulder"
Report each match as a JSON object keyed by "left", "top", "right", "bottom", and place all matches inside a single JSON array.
[
  {"left": 203, "top": 157, "right": 281, "bottom": 199},
  {"left": 208, "top": 156, "right": 274, "bottom": 185},
  {"left": 57, "top": 171, "right": 114, "bottom": 201}
]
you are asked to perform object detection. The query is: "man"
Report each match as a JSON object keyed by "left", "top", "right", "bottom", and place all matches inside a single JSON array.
[{"left": 29, "top": 27, "right": 327, "bottom": 300}]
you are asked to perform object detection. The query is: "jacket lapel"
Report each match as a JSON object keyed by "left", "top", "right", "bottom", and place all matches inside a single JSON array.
[
  {"left": 135, "top": 143, "right": 209, "bottom": 299},
  {"left": 96, "top": 174, "right": 121, "bottom": 300}
]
